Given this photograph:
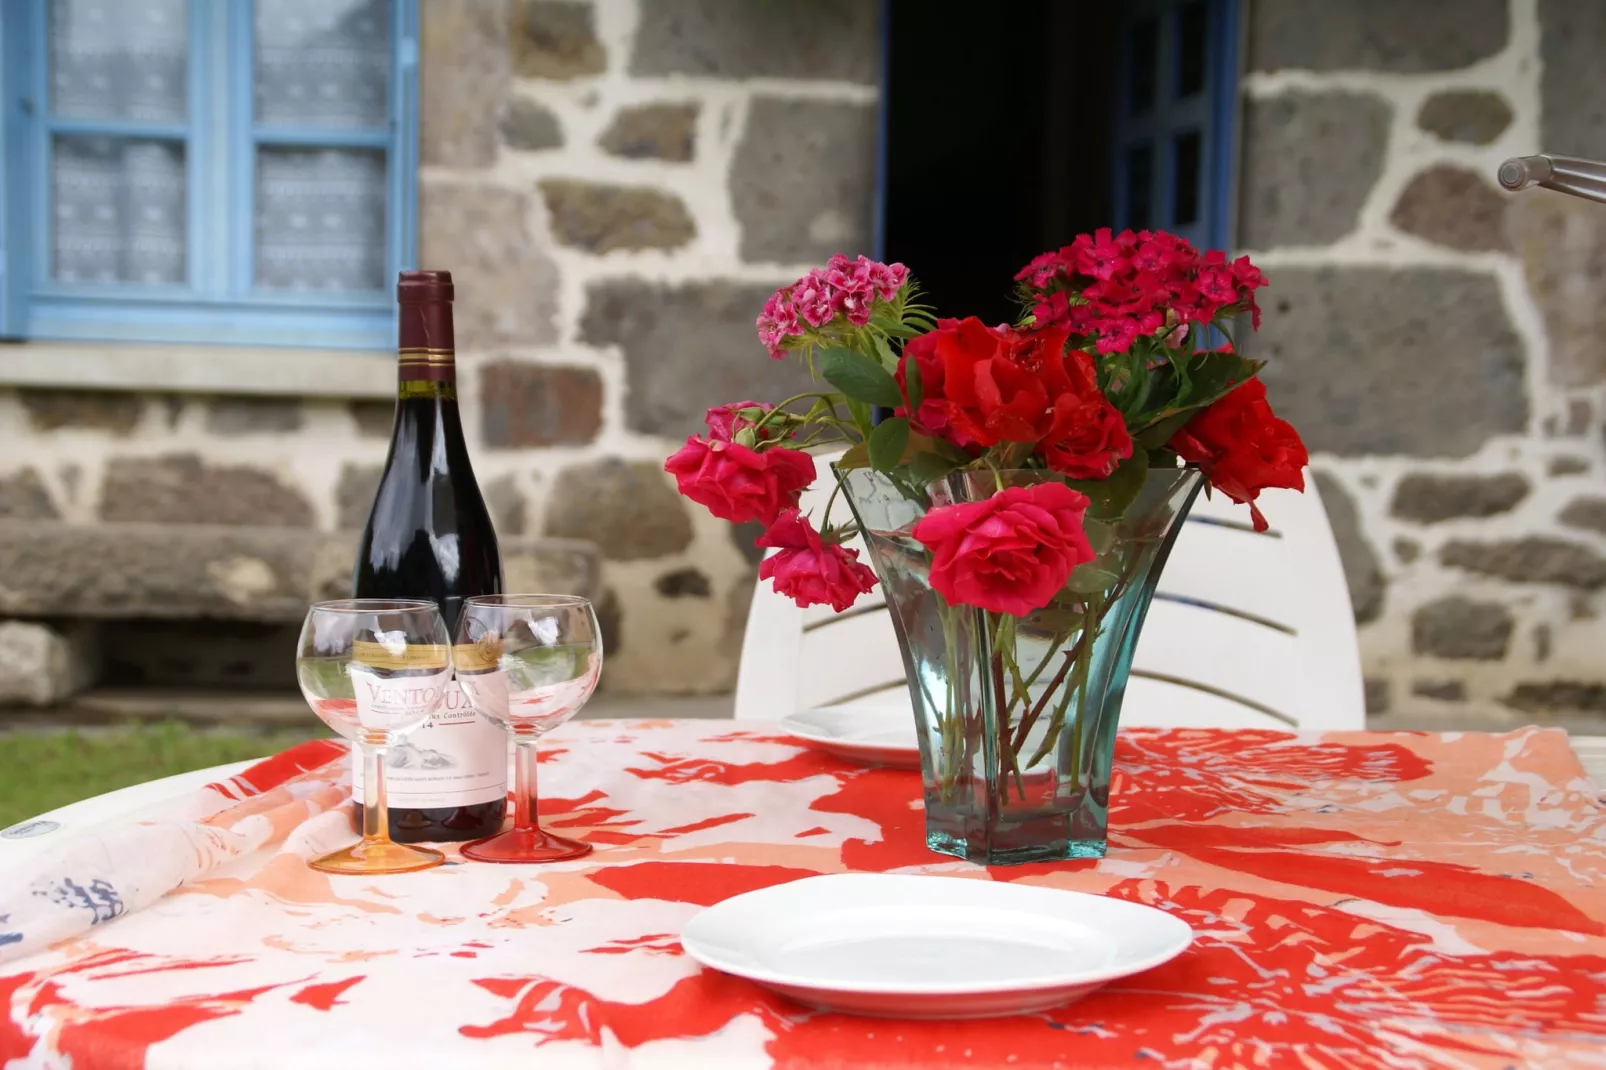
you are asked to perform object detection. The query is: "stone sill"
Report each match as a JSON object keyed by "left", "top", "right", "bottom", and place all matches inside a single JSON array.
[{"left": 0, "top": 341, "right": 395, "bottom": 400}]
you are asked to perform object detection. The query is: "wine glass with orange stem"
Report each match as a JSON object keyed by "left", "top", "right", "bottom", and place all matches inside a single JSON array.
[
  {"left": 295, "top": 598, "right": 452, "bottom": 875},
  {"left": 453, "top": 594, "right": 602, "bottom": 863}
]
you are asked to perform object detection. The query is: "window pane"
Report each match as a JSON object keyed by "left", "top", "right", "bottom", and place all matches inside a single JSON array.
[
  {"left": 255, "top": 147, "right": 387, "bottom": 292},
  {"left": 254, "top": 0, "right": 391, "bottom": 128},
  {"left": 1173, "top": 131, "right": 1202, "bottom": 226},
  {"left": 49, "top": 0, "right": 187, "bottom": 122},
  {"left": 1178, "top": 1, "right": 1208, "bottom": 98},
  {"left": 1126, "top": 143, "right": 1153, "bottom": 230},
  {"left": 1128, "top": 17, "right": 1159, "bottom": 115},
  {"left": 52, "top": 136, "right": 187, "bottom": 284}
]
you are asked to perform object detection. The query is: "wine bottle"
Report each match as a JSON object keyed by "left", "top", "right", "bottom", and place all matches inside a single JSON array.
[{"left": 351, "top": 269, "right": 507, "bottom": 842}]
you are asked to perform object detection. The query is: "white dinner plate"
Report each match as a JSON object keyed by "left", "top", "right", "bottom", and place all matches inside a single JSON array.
[
  {"left": 680, "top": 873, "right": 1193, "bottom": 1019},
  {"left": 779, "top": 706, "right": 921, "bottom": 769}
]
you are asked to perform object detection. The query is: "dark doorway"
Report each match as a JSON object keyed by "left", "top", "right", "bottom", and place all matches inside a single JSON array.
[{"left": 881, "top": 1, "right": 1120, "bottom": 327}]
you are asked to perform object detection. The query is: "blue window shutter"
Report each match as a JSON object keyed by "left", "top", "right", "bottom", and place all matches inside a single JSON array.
[{"left": 1113, "top": 0, "right": 1241, "bottom": 251}]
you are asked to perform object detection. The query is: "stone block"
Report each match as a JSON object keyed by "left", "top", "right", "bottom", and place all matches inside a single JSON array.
[
  {"left": 348, "top": 400, "right": 394, "bottom": 438},
  {"left": 655, "top": 567, "right": 711, "bottom": 598},
  {"left": 1390, "top": 166, "right": 1509, "bottom": 252},
  {"left": 598, "top": 102, "right": 698, "bottom": 162},
  {"left": 543, "top": 459, "right": 693, "bottom": 561},
  {"left": 0, "top": 470, "right": 58, "bottom": 520},
  {"left": 510, "top": 0, "right": 605, "bottom": 79},
  {"left": 1412, "top": 679, "right": 1466, "bottom": 702},
  {"left": 1508, "top": 192, "right": 1606, "bottom": 387},
  {"left": 336, "top": 464, "right": 383, "bottom": 531},
  {"left": 0, "top": 621, "right": 98, "bottom": 706},
  {"left": 420, "top": 0, "right": 513, "bottom": 168},
  {"left": 1412, "top": 596, "right": 1513, "bottom": 659},
  {"left": 732, "top": 98, "right": 876, "bottom": 263},
  {"left": 1238, "top": 92, "right": 1389, "bottom": 248},
  {"left": 579, "top": 280, "right": 817, "bottom": 437},
  {"left": 19, "top": 389, "right": 142, "bottom": 434},
  {"left": 100, "top": 454, "right": 315, "bottom": 528},
  {"left": 1312, "top": 471, "right": 1383, "bottom": 624},
  {"left": 631, "top": 0, "right": 878, "bottom": 81},
  {"left": 1504, "top": 680, "right": 1606, "bottom": 717},
  {"left": 419, "top": 182, "right": 559, "bottom": 347},
  {"left": 1247, "top": 0, "right": 1507, "bottom": 73},
  {"left": 1249, "top": 267, "right": 1526, "bottom": 457},
  {"left": 538, "top": 179, "right": 696, "bottom": 253},
  {"left": 1559, "top": 496, "right": 1606, "bottom": 535},
  {"left": 499, "top": 97, "right": 564, "bottom": 152},
  {"left": 1440, "top": 537, "right": 1606, "bottom": 588},
  {"left": 484, "top": 475, "right": 527, "bottom": 536},
  {"left": 480, "top": 361, "right": 603, "bottom": 448},
  {"left": 730, "top": 520, "right": 766, "bottom": 565},
  {"left": 1389, "top": 472, "right": 1529, "bottom": 524},
  {"left": 1539, "top": 0, "right": 1606, "bottom": 159},
  {"left": 204, "top": 397, "right": 304, "bottom": 435},
  {"left": 1364, "top": 677, "right": 1389, "bottom": 715},
  {"left": 1551, "top": 456, "right": 1591, "bottom": 477},
  {"left": 1417, "top": 90, "right": 1513, "bottom": 145},
  {"left": 0, "top": 521, "right": 598, "bottom": 622}
]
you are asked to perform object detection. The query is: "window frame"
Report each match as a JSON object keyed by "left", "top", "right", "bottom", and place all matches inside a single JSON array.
[
  {"left": 0, "top": 0, "right": 418, "bottom": 349},
  {"left": 1112, "top": 0, "right": 1241, "bottom": 251}
]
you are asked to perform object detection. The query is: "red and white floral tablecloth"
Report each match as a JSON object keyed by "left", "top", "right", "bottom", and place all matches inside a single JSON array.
[{"left": 3, "top": 720, "right": 1605, "bottom": 1069}]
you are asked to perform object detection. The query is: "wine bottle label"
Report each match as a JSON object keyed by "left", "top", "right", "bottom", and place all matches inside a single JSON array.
[
  {"left": 352, "top": 676, "right": 508, "bottom": 808},
  {"left": 351, "top": 641, "right": 449, "bottom": 672},
  {"left": 350, "top": 665, "right": 451, "bottom": 733}
]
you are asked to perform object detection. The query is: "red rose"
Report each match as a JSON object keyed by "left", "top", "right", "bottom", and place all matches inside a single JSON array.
[
  {"left": 756, "top": 510, "right": 879, "bottom": 611},
  {"left": 1038, "top": 348, "right": 1133, "bottom": 479},
  {"left": 896, "top": 320, "right": 1134, "bottom": 479},
  {"left": 1169, "top": 379, "right": 1308, "bottom": 532},
  {"left": 704, "top": 399, "right": 774, "bottom": 442},
  {"left": 664, "top": 439, "right": 815, "bottom": 525},
  {"left": 912, "top": 483, "right": 1096, "bottom": 616}
]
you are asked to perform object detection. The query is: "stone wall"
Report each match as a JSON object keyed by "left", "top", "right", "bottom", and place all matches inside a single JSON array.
[
  {"left": 0, "top": 0, "right": 879, "bottom": 697},
  {"left": 1242, "top": 0, "right": 1606, "bottom": 728}
]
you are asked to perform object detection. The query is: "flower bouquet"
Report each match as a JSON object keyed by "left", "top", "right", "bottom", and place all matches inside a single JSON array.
[{"left": 665, "top": 231, "right": 1308, "bottom": 864}]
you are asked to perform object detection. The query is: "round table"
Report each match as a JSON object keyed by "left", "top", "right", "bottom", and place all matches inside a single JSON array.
[{"left": 3, "top": 719, "right": 1605, "bottom": 1068}]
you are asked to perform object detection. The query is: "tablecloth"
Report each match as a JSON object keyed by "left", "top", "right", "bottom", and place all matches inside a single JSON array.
[{"left": 2, "top": 720, "right": 1605, "bottom": 1069}]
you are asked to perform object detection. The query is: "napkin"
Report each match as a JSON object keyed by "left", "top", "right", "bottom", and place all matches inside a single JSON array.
[{"left": 0, "top": 738, "right": 351, "bottom": 966}]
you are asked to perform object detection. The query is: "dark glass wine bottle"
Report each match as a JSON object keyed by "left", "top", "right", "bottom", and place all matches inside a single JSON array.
[{"left": 351, "top": 269, "right": 507, "bottom": 842}]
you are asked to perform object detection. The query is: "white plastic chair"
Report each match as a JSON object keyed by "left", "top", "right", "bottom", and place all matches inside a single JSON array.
[{"left": 734, "top": 453, "right": 1365, "bottom": 731}]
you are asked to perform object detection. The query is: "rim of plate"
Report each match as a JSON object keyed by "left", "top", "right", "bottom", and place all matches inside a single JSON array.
[
  {"left": 779, "top": 707, "right": 919, "bottom": 750},
  {"left": 680, "top": 877, "right": 1194, "bottom": 996}
]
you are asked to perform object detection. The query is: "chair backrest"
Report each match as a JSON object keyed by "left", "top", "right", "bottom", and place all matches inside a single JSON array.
[{"left": 733, "top": 453, "right": 1365, "bottom": 731}]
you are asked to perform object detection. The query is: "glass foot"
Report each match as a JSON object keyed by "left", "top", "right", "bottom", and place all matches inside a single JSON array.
[
  {"left": 310, "top": 839, "right": 445, "bottom": 875},
  {"left": 461, "top": 826, "right": 593, "bottom": 864}
]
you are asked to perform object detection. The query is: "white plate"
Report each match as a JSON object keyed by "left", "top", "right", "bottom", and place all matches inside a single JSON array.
[
  {"left": 779, "top": 706, "right": 921, "bottom": 769},
  {"left": 680, "top": 873, "right": 1193, "bottom": 1019}
]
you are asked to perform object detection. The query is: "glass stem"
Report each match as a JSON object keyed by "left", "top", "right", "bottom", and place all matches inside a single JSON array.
[
  {"left": 363, "top": 745, "right": 390, "bottom": 845},
  {"left": 513, "top": 737, "right": 541, "bottom": 833}
]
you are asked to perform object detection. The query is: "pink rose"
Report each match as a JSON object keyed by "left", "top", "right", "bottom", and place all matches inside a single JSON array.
[
  {"left": 912, "top": 483, "right": 1096, "bottom": 616},
  {"left": 704, "top": 400, "right": 774, "bottom": 442},
  {"left": 664, "top": 439, "right": 815, "bottom": 525},
  {"left": 756, "top": 510, "right": 879, "bottom": 611}
]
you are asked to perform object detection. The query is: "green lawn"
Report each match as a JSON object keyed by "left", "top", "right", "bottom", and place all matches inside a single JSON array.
[{"left": 0, "top": 721, "right": 326, "bottom": 829}]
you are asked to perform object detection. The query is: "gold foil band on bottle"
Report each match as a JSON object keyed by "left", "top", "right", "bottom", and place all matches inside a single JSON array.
[
  {"left": 453, "top": 636, "right": 504, "bottom": 674},
  {"left": 351, "top": 641, "right": 450, "bottom": 672},
  {"left": 397, "top": 347, "right": 456, "bottom": 382}
]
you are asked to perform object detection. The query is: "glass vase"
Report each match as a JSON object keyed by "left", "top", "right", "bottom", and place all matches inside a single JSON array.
[{"left": 834, "top": 464, "right": 1204, "bottom": 865}]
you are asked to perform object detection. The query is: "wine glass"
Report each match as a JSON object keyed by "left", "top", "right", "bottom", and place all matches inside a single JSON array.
[
  {"left": 454, "top": 594, "right": 602, "bottom": 863},
  {"left": 295, "top": 598, "right": 452, "bottom": 875}
]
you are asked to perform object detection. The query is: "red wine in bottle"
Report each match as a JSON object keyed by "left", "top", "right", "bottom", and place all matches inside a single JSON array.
[{"left": 351, "top": 269, "right": 507, "bottom": 842}]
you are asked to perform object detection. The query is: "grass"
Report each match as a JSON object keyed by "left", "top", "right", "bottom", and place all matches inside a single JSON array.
[{"left": 0, "top": 720, "right": 326, "bottom": 829}]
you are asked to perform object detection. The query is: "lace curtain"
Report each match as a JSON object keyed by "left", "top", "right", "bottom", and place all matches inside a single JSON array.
[{"left": 47, "top": 0, "right": 391, "bottom": 293}]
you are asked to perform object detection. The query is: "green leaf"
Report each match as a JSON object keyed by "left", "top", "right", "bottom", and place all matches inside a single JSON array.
[
  {"left": 836, "top": 441, "right": 869, "bottom": 469},
  {"left": 1081, "top": 516, "right": 1115, "bottom": 555},
  {"left": 909, "top": 447, "right": 961, "bottom": 488},
  {"left": 870, "top": 315, "right": 920, "bottom": 339},
  {"left": 843, "top": 396, "right": 875, "bottom": 439},
  {"left": 868, "top": 417, "right": 911, "bottom": 473},
  {"left": 1133, "top": 409, "right": 1198, "bottom": 450},
  {"left": 904, "top": 355, "right": 924, "bottom": 413},
  {"left": 817, "top": 346, "right": 903, "bottom": 408},
  {"left": 1063, "top": 564, "right": 1121, "bottom": 595},
  {"left": 1066, "top": 448, "right": 1150, "bottom": 521}
]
